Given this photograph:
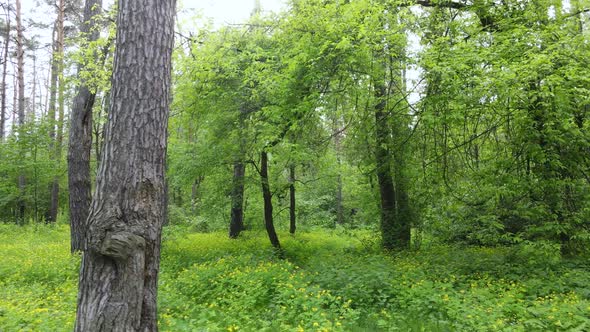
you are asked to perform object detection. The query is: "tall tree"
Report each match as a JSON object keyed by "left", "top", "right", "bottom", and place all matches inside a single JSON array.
[
  {"left": 373, "top": 82, "right": 400, "bottom": 250},
  {"left": 45, "top": 0, "right": 65, "bottom": 224},
  {"left": 260, "top": 150, "right": 280, "bottom": 249},
  {"left": 15, "top": 0, "right": 25, "bottom": 223},
  {"left": 229, "top": 156, "right": 246, "bottom": 238},
  {"left": 289, "top": 163, "right": 296, "bottom": 234},
  {"left": 75, "top": 0, "right": 176, "bottom": 330},
  {"left": 68, "top": 0, "right": 102, "bottom": 252},
  {"left": 0, "top": 2, "right": 9, "bottom": 142}
]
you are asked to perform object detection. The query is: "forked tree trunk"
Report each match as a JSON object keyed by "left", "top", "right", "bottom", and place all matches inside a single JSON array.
[
  {"left": 260, "top": 150, "right": 281, "bottom": 249},
  {"left": 68, "top": 0, "right": 102, "bottom": 252},
  {"left": 75, "top": 0, "right": 176, "bottom": 330}
]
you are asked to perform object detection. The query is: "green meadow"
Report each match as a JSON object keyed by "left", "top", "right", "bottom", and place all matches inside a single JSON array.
[{"left": 1, "top": 224, "right": 589, "bottom": 331}]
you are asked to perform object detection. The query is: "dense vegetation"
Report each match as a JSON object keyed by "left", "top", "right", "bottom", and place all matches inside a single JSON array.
[
  {"left": 0, "top": 0, "right": 589, "bottom": 329},
  {"left": 1, "top": 224, "right": 589, "bottom": 331}
]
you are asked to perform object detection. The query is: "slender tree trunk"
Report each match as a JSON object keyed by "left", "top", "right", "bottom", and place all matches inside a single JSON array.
[
  {"left": 260, "top": 150, "right": 280, "bottom": 249},
  {"left": 11, "top": 67, "right": 15, "bottom": 131},
  {"left": 45, "top": 24, "right": 59, "bottom": 223},
  {"left": 390, "top": 50, "right": 412, "bottom": 249},
  {"left": 0, "top": 6, "right": 10, "bottom": 142},
  {"left": 15, "top": 0, "right": 24, "bottom": 127},
  {"left": 68, "top": 0, "right": 102, "bottom": 251},
  {"left": 11, "top": 65, "right": 16, "bottom": 133},
  {"left": 75, "top": 0, "right": 176, "bottom": 330},
  {"left": 94, "top": 92, "right": 108, "bottom": 165},
  {"left": 15, "top": 0, "right": 26, "bottom": 224},
  {"left": 46, "top": 0, "right": 66, "bottom": 224},
  {"left": 289, "top": 164, "right": 296, "bottom": 234},
  {"left": 392, "top": 136, "right": 411, "bottom": 248},
  {"left": 373, "top": 83, "right": 399, "bottom": 250},
  {"left": 229, "top": 161, "right": 246, "bottom": 238},
  {"left": 48, "top": 22, "right": 58, "bottom": 143},
  {"left": 333, "top": 116, "right": 344, "bottom": 225},
  {"left": 229, "top": 106, "right": 249, "bottom": 237},
  {"left": 191, "top": 176, "right": 203, "bottom": 214},
  {"left": 30, "top": 54, "right": 37, "bottom": 119}
]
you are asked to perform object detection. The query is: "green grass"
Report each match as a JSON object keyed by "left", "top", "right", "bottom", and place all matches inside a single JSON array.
[{"left": 0, "top": 224, "right": 589, "bottom": 331}]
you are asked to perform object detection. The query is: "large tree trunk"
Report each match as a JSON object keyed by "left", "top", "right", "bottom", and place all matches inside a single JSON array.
[
  {"left": 0, "top": 5, "right": 9, "bottom": 142},
  {"left": 289, "top": 164, "right": 296, "bottom": 234},
  {"left": 75, "top": 0, "right": 176, "bottom": 330},
  {"left": 68, "top": 0, "right": 102, "bottom": 252},
  {"left": 229, "top": 161, "right": 245, "bottom": 238},
  {"left": 260, "top": 150, "right": 281, "bottom": 249}
]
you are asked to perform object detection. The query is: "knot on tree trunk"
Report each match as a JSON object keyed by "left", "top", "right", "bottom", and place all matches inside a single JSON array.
[{"left": 100, "top": 231, "right": 145, "bottom": 260}]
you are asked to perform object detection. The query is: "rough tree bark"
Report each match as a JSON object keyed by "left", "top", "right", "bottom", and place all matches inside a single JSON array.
[
  {"left": 68, "top": 0, "right": 102, "bottom": 252},
  {"left": 75, "top": 0, "right": 176, "bottom": 330},
  {"left": 260, "top": 150, "right": 281, "bottom": 249}
]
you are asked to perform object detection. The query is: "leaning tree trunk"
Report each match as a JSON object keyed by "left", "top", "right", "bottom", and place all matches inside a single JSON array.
[
  {"left": 75, "top": 0, "right": 176, "bottom": 331},
  {"left": 260, "top": 150, "right": 281, "bottom": 249},
  {"left": 68, "top": 0, "right": 102, "bottom": 252}
]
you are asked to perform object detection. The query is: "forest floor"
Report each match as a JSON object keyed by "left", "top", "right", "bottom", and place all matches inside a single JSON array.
[{"left": 0, "top": 223, "right": 589, "bottom": 331}]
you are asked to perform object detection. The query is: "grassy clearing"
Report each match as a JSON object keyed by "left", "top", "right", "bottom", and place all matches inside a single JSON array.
[{"left": 0, "top": 224, "right": 589, "bottom": 331}]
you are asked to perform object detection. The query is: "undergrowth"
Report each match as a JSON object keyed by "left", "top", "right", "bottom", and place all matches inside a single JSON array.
[{"left": 0, "top": 224, "right": 589, "bottom": 331}]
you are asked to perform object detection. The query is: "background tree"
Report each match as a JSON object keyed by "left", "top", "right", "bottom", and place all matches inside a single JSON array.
[
  {"left": 67, "top": 0, "right": 102, "bottom": 252},
  {"left": 45, "top": 0, "right": 65, "bottom": 224},
  {"left": 0, "top": 2, "right": 10, "bottom": 142},
  {"left": 15, "top": 0, "right": 25, "bottom": 224}
]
